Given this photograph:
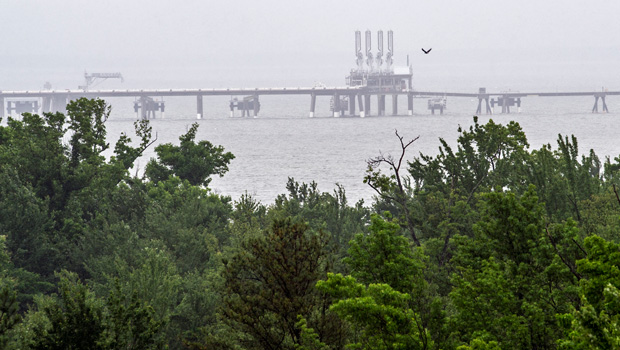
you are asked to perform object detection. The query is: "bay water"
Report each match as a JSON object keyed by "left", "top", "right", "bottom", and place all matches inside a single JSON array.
[{"left": 97, "top": 93, "right": 619, "bottom": 205}]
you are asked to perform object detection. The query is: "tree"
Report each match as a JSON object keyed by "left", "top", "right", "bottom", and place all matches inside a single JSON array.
[
  {"left": 449, "top": 187, "right": 579, "bottom": 349},
  {"left": 318, "top": 214, "right": 435, "bottom": 350},
  {"left": 270, "top": 178, "right": 369, "bottom": 272},
  {"left": 558, "top": 236, "right": 620, "bottom": 349},
  {"left": 145, "top": 123, "right": 234, "bottom": 187},
  {"left": 216, "top": 218, "right": 344, "bottom": 350},
  {"left": 0, "top": 236, "right": 21, "bottom": 348},
  {"left": 14, "top": 270, "right": 165, "bottom": 350},
  {"left": 318, "top": 274, "right": 431, "bottom": 350},
  {"left": 31, "top": 270, "right": 106, "bottom": 350},
  {"left": 364, "top": 130, "right": 421, "bottom": 245},
  {"left": 0, "top": 98, "right": 153, "bottom": 280}
]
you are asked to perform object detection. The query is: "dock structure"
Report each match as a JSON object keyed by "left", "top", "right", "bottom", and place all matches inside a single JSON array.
[
  {"left": 1, "top": 31, "right": 619, "bottom": 118},
  {"left": 1, "top": 86, "right": 619, "bottom": 120}
]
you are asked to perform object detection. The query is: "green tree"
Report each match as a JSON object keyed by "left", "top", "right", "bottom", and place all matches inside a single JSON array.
[
  {"left": 318, "top": 274, "right": 431, "bottom": 350},
  {"left": 558, "top": 236, "right": 620, "bottom": 349},
  {"left": 449, "top": 187, "right": 579, "bottom": 349},
  {"left": 270, "top": 178, "right": 369, "bottom": 272},
  {"left": 31, "top": 270, "right": 106, "bottom": 350},
  {"left": 216, "top": 218, "right": 344, "bottom": 350},
  {"left": 0, "top": 98, "right": 153, "bottom": 280},
  {"left": 0, "top": 236, "right": 21, "bottom": 348},
  {"left": 145, "top": 123, "right": 234, "bottom": 187},
  {"left": 319, "top": 213, "right": 439, "bottom": 350}
]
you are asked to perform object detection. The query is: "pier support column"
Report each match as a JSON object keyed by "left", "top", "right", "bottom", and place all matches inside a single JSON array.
[
  {"left": 196, "top": 95, "right": 203, "bottom": 119},
  {"left": 309, "top": 93, "right": 316, "bottom": 118},
  {"left": 378, "top": 95, "right": 386, "bottom": 116},
  {"left": 592, "top": 95, "right": 609, "bottom": 113},
  {"left": 253, "top": 94, "right": 259, "bottom": 117},
  {"left": 53, "top": 96, "right": 67, "bottom": 114},
  {"left": 592, "top": 96, "right": 599, "bottom": 113},
  {"left": 392, "top": 95, "right": 398, "bottom": 115},
  {"left": 333, "top": 93, "right": 340, "bottom": 117},
  {"left": 139, "top": 96, "right": 148, "bottom": 120},
  {"left": 407, "top": 93, "right": 413, "bottom": 115},
  {"left": 358, "top": 94, "right": 365, "bottom": 118},
  {"left": 42, "top": 97, "right": 52, "bottom": 113},
  {"left": 365, "top": 95, "right": 371, "bottom": 117},
  {"left": 349, "top": 94, "right": 356, "bottom": 116}
]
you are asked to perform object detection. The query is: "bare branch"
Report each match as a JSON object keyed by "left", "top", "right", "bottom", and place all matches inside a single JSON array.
[
  {"left": 613, "top": 184, "right": 620, "bottom": 207},
  {"left": 366, "top": 129, "right": 421, "bottom": 246},
  {"left": 546, "top": 226, "right": 582, "bottom": 280}
]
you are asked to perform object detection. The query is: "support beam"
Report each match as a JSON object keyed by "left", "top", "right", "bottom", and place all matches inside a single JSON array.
[
  {"left": 392, "top": 94, "right": 398, "bottom": 115},
  {"left": 333, "top": 93, "right": 340, "bottom": 117},
  {"left": 140, "top": 96, "right": 148, "bottom": 119},
  {"left": 196, "top": 95, "right": 203, "bottom": 119},
  {"left": 358, "top": 94, "right": 365, "bottom": 118},
  {"left": 309, "top": 93, "right": 316, "bottom": 118},
  {"left": 378, "top": 95, "right": 385, "bottom": 116},
  {"left": 349, "top": 94, "right": 356, "bottom": 116},
  {"left": 253, "top": 94, "right": 259, "bottom": 117},
  {"left": 365, "top": 95, "right": 371, "bottom": 117},
  {"left": 407, "top": 93, "right": 413, "bottom": 115},
  {"left": 592, "top": 96, "right": 599, "bottom": 113},
  {"left": 602, "top": 95, "right": 609, "bottom": 113},
  {"left": 53, "top": 96, "right": 67, "bottom": 114},
  {"left": 42, "top": 97, "right": 52, "bottom": 113}
]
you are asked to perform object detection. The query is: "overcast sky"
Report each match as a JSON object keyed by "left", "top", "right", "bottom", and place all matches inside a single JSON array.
[{"left": 2, "top": 0, "right": 620, "bottom": 90}]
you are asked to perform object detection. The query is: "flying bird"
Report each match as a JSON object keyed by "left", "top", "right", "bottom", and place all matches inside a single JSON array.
[{"left": 422, "top": 48, "right": 432, "bottom": 54}]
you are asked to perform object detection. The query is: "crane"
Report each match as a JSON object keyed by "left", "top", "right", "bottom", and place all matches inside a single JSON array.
[{"left": 79, "top": 72, "right": 124, "bottom": 90}]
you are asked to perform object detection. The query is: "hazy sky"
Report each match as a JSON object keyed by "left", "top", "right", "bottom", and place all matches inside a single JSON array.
[{"left": 3, "top": 0, "right": 620, "bottom": 90}]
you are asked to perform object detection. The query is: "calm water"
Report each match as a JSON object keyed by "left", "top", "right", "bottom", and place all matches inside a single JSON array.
[{"left": 96, "top": 94, "right": 619, "bottom": 205}]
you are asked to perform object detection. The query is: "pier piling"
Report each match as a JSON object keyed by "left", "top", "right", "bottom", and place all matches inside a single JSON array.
[
  {"left": 392, "top": 95, "right": 398, "bottom": 115},
  {"left": 378, "top": 95, "right": 385, "bottom": 116},
  {"left": 349, "top": 94, "right": 356, "bottom": 116},
  {"left": 197, "top": 95, "right": 203, "bottom": 119},
  {"left": 309, "top": 93, "right": 316, "bottom": 118},
  {"left": 253, "top": 95, "right": 259, "bottom": 117},
  {"left": 358, "top": 94, "right": 365, "bottom": 118},
  {"left": 407, "top": 93, "right": 413, "bottom": 115},
  {"left": 333, "top": 93, "right": 340, "bottom": 117}
]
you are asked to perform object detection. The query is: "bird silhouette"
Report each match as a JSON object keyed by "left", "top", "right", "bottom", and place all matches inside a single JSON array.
[{"left": 422, "top": 48, "right": 432, "bottom": 54}]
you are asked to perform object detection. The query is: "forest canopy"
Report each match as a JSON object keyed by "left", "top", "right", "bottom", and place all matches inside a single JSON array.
[{"left": 1, "top": 99, "right": 620, "bottom": 349}]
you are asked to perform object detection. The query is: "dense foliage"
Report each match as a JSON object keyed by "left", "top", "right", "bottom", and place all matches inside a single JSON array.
[{"left": 2, "top": 100, "right": 620, "bottom": 349}]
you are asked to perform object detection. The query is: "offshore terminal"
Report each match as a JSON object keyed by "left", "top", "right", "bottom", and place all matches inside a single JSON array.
[{"left": 0, "top": 30, "right": 618, "bottom": 119}]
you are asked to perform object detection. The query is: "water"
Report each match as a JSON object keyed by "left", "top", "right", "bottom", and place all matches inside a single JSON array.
[{"left": 98, "top": 93, "right": 620, "bottom": 205}]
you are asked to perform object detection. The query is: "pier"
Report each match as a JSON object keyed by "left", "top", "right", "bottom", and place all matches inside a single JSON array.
[
  {"left": 1, "top": 30, "right": 618, "bottom": 118},
  {"left": 1, "top": 86, "right": 618, "bottom": 120}
]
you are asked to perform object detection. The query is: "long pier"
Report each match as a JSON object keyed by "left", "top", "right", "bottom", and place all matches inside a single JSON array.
[{"left": 1, "top": 86, "right": 619, "bottom": 119}]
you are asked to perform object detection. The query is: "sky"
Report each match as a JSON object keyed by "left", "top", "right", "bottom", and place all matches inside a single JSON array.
[{"left": 2, "top": 0, "right": 620, "bottom": 91}]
